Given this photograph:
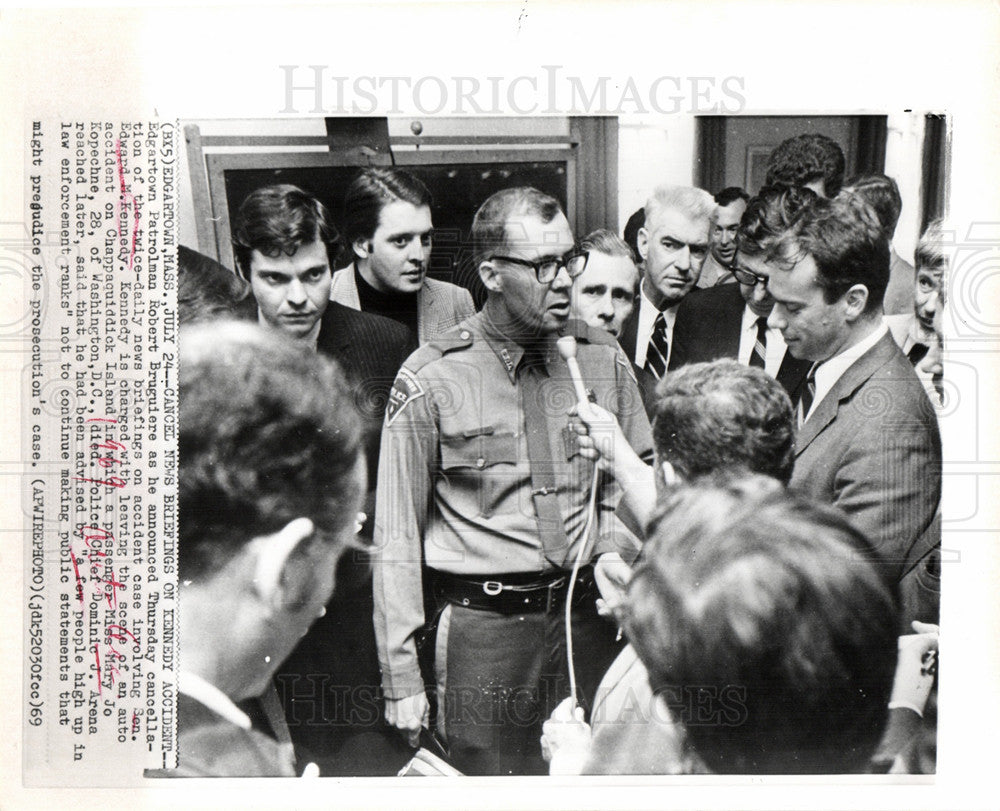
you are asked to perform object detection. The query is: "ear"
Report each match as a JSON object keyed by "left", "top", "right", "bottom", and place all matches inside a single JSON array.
[
  {"left": 352, "top": 236, "right": 371, "bottom": 260},
  {"left": 842, "top": 284, "right": 869, "bottom": 322},
  {"left": 251, "top": 517, "right": 316, "bottom": 613},
  {"left": 636, "top": 227, "right": 650, "bottom": 262},
  {"left": 479, "top": 260, "right": 503, "bottom": 293}
]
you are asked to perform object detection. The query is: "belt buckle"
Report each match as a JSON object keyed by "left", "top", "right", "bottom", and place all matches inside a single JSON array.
[{"left": 482, "top": 580, "right": 503, "bottom": 596}]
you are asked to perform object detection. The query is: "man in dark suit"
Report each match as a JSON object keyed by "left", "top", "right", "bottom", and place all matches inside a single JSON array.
[
  {"left": 617, "top": 185, "right": 714, "bottom": 384},
  {"left": 169, "top": 322, "right": 366, "bottom": 776},
  {"left": 761, "top": 192, "right": 941, "bottom": 604},
  {"left": 669, "top": 186, "right": 814, "bottom": 400},
  {"left": 231, "top": 183, "right": 413, "bottom": 774}
]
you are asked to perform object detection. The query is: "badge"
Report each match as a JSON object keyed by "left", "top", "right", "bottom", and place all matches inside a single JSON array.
[{"left": 385, "top": 368, "right": 425, "bottom": 426}]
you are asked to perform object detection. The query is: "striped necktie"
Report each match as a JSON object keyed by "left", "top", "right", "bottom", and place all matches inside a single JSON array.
[
  {"left": 644, "top": 311, "right": 669, "bottom": 379},
  {"left": 749, "top": 317, "right": 767, "bottom": 369},
  {"left": 797, "top": 363, "right": 819, "bottom": 427}
]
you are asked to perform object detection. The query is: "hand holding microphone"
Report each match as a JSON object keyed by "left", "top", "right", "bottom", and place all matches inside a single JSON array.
[{"left": 557, "top": 336, "right": 627, "bottom": 466}]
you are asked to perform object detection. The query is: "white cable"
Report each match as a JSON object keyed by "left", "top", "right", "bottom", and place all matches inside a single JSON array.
[
  {"left": 555, "top": 335, "right": 602, "bottom": 710},
  {"left": 565, "top": 461, "right": 602, "bottom": 709}
]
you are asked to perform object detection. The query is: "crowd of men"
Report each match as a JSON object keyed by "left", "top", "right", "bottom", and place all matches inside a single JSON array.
[{"left": 173, "top": 132, "right": 943, "bottom": 778}]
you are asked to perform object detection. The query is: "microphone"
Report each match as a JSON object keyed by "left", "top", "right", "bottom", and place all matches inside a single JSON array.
[{"left": 556, "top": 336, "right": 589, "bottom": 408}]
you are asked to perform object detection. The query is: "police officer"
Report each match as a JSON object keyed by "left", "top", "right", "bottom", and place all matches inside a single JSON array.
[{"left": 373, "top": 187, "right": 654, "bottom": 776}]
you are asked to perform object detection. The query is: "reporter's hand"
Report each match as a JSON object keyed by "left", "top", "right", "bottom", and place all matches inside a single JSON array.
[
  {"left": 385, "top": 691, "right": 430, "bottom": 748},
  {"left": 540, "top": 697, "right": 591, "bottom": 775},
  {"left": 889, "top": 626, "right": 939, "bottom": 716},
  {"left": 594, "top": 552, "right": 631, "bottom": 622},
  {"left": 567, "top": 402, "right": 626, "bottom": 465}
]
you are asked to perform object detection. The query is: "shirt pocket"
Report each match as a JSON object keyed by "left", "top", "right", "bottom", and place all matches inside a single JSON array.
[{"left": 439, "top": 428, "right": 519, "bottom": 518}]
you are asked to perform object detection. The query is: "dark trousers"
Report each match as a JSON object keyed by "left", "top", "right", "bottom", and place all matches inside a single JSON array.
[{"left": 433, "top": 590, "right": 621, "bottom": 776}]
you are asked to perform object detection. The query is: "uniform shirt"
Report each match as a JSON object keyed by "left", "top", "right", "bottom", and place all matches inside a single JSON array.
[{"left": 373, "top": 310, "right": 654, "bottom": 699}]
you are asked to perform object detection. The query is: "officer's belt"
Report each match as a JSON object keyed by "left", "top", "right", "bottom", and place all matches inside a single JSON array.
[{"left": 431, "top": 566, "right": 596, "bottom": 615}]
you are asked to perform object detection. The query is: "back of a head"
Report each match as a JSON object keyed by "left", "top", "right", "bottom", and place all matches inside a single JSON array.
[
  {"left": 343, "top": 167, "right": 432, "bottom": 248},
  {"left": 778, "top": 193, "right": 890, "bottom": 316},
  {"left": 179, "top": 322, "right": 363, "bottom": 584},
  {"left": 178, "top": 245, "right": 251, "bottom": 324},
  {"left": 736, "top": 184, "right": 818, "bottom": 261},
  {"left": 839, "top": 174, "right": 903, "bottom": 240},
  {"left": 624, "top": 476, "right": 899, "bottom": 773},
  {"left": 652, "top": 360, "right": 795, "bottom": 484},
  {"left": 231, "top": 184, "right": 340, "bottom": 278},
  {"left": 623, "top": 207, "right": 646, "bottom": 263},
  {"left": 765, "top": 134, "right": 846, "bottom": 198},
  {"left": 471, "top": 186, "right": 562, "bottom": 267},
  {"left": 714, "top": 186, "right": 750, "bottom": 209}
]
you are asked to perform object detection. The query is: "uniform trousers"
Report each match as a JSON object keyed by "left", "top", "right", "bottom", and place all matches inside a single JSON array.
[{"left": 432, "top": 579, "right": 621, "bottom": 776}]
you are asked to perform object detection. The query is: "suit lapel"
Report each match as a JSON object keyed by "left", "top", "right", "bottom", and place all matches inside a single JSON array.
[
  {"left": 618, "top": 307, "right": 640, "bottom": 364},
  {"left": 795, "top": 333, "right": 897, "bottom": 455},
  {"left": 332, "top": 266, "right": 362, "bottom": 310}
]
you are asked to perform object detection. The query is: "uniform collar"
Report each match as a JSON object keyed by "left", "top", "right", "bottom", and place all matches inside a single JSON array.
[{"left": 477, "top": 306, "right": 561, "bottom": 383}]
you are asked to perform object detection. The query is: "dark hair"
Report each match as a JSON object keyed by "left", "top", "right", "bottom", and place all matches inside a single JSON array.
[
  {"left": 624, "top": 475, "right": 899, "bottom": 774},
  {"left": 840, "top": 174, "right": 903, "bottom": 239},
  {"left": 231, "top": 184, "right": 340, "bottom": 280},
  {"left": 623, "top": 207, "right": 646, "bottom": 263},
  {"left": 178, "top": 244, "right": 251, "bottom": 324},
  {"left": 179, "top": 322, "right": 363, "bottom": 583},
  {"left": 343, "top": 167, "right": 432, "bottom": 249},
  {"left": 714, "top": 186, "right": 750, "bottom": 208},
  {"left": 779, "top": 194, "right": 890, "bottom": 315},
  {"left": 652, "top": 360, "right": 795, "bottom": 484},
  {"left": 736, "top": 184, "right": 818, "bottom": 261},
  {"left": 471, "top": 186, "right": 563, "bottom": 267},
  {"left": 580, "top": 227, "right": 638, "bottom": 266},
  {"left": 765, "top": 134, "right": 846, "bottom": 197}
]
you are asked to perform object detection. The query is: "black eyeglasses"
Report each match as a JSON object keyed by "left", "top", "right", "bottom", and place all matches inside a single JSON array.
[
  {"left": 489, "top": 250, "right": 589, "bottom": 284},
  {"left": 731, "top": 267, "right": 768, "bottom": 287}
]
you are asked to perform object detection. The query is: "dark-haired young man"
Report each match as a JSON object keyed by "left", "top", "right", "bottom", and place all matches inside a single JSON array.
[
  {"left": 231, "top": 183, "right": 412, "bottom": 772},
  {"left": 331, "top": 167, "right": 475, "bottom": 349},
  {"left": 762, "top": 194, "right": 941, "bottom": 596}
]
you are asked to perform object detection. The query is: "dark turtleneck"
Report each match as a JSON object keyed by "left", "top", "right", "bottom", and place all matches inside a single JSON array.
[{"left": 354, "top": 265, "right": 419, "bottom": 353}]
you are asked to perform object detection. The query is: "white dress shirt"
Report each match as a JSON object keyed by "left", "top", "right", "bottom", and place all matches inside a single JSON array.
[
  {"left": 807, "top": 321, "right": 889, "bottom": 422},
  {"left": 736, "top": 305, "right": 789, "bottom": 380},
  {"left": 634, "top": 288, "right": 678, "bottom": 368},
  {"left": 179, "top": 670, "right": 252, "bottom": 730}
]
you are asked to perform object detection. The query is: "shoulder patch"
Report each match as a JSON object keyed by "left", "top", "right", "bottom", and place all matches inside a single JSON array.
[{"left": 386, "top": 368, "right": 426, "bottom": 426}]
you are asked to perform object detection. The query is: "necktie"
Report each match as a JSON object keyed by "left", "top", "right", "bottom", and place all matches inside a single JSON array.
[
  {"left": 797, "top": 363, "right": 819, "bottom": 427},
  {"left": 749, "top": 317, "right": 768, "bottom": 369},
  {"left": 644, "top": 311, "right": 669, "bottom": 380},
  {"left": 519, "top": 354, "right": 570, "bottom": 566},
  {"left": 907, "top": 342, "right": 929, "bottom": 365}
]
